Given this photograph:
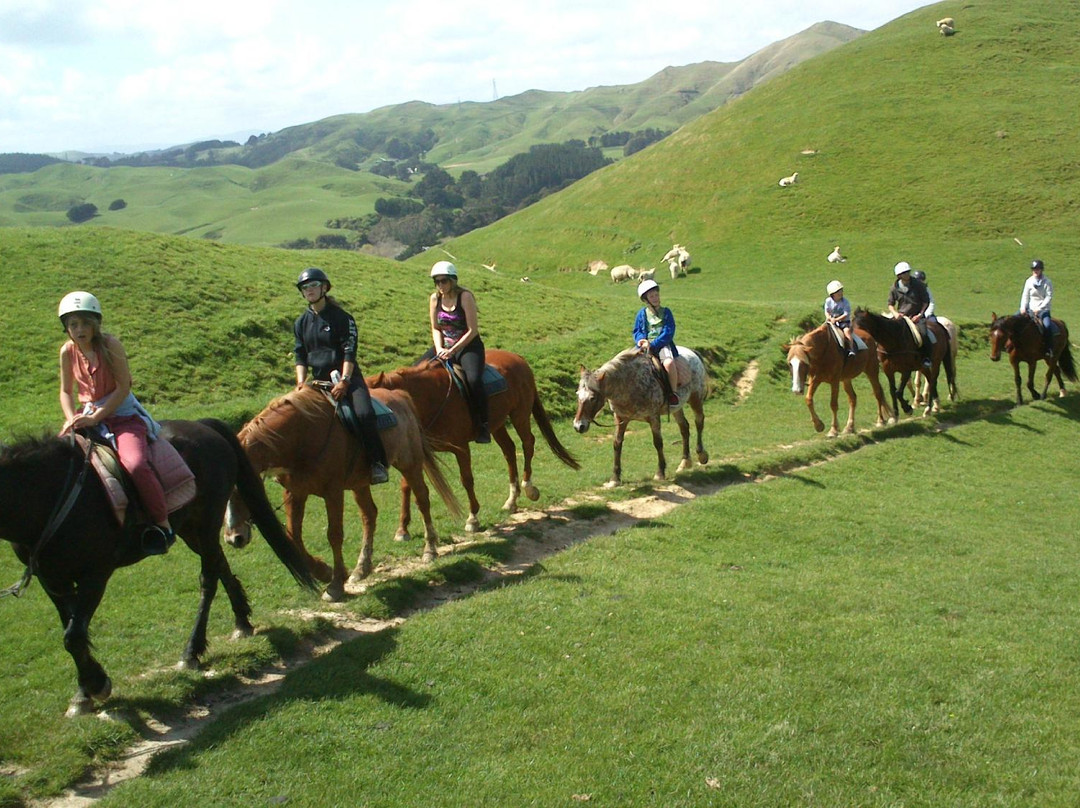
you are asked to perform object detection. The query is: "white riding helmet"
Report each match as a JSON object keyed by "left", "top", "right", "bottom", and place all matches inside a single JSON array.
[
  {"left": 430, "top": 260, "right": 458, "bottom": 279},
  {"left": 894, "top": 261, "right": 912, "bottom": 276},
  {"left": 58, "top": 291, "right": 103, "bottom": 322},
  {"left": 826, "top": 280, "right": 844, "bottom": 295},
  {"left": 637, "top": 279, "right": 660, "bottom": 299}
]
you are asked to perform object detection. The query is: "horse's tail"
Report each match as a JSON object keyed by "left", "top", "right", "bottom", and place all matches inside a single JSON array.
[
  {"left": 420, "top": 434, "right": 464, "bottom": 520},
  {"left": 199, "top": 419, "right": 319, "bottom": 592},
  {"left": 1059, "top": 343, "right": 1078, "bottom": 382},
  {"left": 532, "top": 393, "right": 581, "bottom": 470}
]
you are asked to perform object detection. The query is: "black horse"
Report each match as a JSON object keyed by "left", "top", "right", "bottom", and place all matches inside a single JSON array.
[{"left": 0, "top": 418, "right": 317, "bottom": 716}]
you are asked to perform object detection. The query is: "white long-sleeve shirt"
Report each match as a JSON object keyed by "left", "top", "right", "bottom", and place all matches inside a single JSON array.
[{"left": 1020, "top": 274, "right": 1053, "bottom": 315}]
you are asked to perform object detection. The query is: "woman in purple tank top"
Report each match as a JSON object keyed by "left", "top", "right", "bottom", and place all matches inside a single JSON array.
[{"left": 419, "top": 261, "right": 489, "bottom": 443}]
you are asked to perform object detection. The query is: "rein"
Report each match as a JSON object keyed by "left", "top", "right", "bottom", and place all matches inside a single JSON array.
[
  {"left": 1, "top": 434, "right": 92, "bottom": 599},
  {"left": 420, "top": 361, "right": 456, "bottom": 431}
]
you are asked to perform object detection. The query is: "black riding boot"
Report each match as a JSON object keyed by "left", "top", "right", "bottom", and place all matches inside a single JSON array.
[{"left": 1043, "top": 333, "right": 1054, "bottom": 357}]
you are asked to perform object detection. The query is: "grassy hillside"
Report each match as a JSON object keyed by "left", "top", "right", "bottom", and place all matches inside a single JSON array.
[
  {"left": 0, "top": 24, "right": 858, "bottom": 248},
  {"left": 438, "top": 0, "right": 1079, "bottom": 324}
]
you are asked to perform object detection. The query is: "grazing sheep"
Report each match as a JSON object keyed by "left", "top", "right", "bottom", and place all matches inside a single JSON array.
[
  {"left": 610, "top": 264, "right": 637, "bottom": 283},
  {"left": 662, "top": 244, "right": 691, "bottom": 279},
  {"left": 520, "top": 277, "right": 531, "bottom": 283},
  {"left": 939, "top": 24, "right": 955, "bottom": 36},
  {"left": 586, "top": 259, "right": 609, "bottom": 276},
  {"left": 637, "top": 267, "right": 656, "bottom": 281},
  {"left": 828, "top": 245, "right": 847, "bottom": 263},
  {"left": 936, "top": 17, "right": 955, "bottom": 27},
  {"left": 778, "top": 172, "right": 799, "bottom": 187}
]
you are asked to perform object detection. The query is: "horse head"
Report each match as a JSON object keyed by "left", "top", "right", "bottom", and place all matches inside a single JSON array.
[
  {"left": 988, "top": 312, "right": 1015, "bottom": 361},
  {"left": 784, "top": 336, "right": 811, "bottom": 394},
  {"left": 573, "top": 366, "right": 607, "bottom": 433}
]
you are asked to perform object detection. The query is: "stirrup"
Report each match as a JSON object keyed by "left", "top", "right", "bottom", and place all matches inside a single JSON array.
[
  {"left": 475, "top": 423, "right": 491, "bottom": 444},
  {"left": 141, "top": 525, "right": 175, "bottom": 556},
  {"left": 370, "top": 462, "right": 389, "bottom": 485}
]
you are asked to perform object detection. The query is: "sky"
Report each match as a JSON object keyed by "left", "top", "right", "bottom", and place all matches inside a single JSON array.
[{"left": 0, "top": 0, "right": 929, "bottom": 155}]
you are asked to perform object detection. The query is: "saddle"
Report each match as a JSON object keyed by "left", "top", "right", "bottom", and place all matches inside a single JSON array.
[
  {"left": 444, "top": 363, "right": 509, "bottom": 401},
  {"left": 646, "top": 354, "right": 691, "bottom": 395},
  {"left": 900, "top": 316, "right": 936, "bottom": 348},
  {"left": 826, "top": 324, "right": 866, "bottom": 352},
  {"left": 77, "top": 434, "right": 196, "bottom": 527},
  {"left": 311, "top": 384, "right": 398, "bottom": 437}
]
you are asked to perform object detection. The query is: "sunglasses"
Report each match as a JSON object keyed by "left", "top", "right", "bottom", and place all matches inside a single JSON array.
[{"left": 299, "top": 280, "right": 323, "bottom": 291}]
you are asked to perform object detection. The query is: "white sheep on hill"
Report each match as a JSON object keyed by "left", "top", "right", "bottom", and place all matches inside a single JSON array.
[
  {"left": 936, "top": 17, "right": 955, "bottom": 27},
  {"left": 586, "top": 260, "right": 609, "bottom": 276},
  {"left": 827, "top": 245, "right": 846, "bottom": 263},
  {"left": 610, "top": 264, "right": 637, "bottom": 283},
  {"left": 778, "top": 172, "right": 799, "bottom": 187},
  {"left": 637, "top": 267, "right": 656, "bottom": 281},
  {"left": 661, "top": 244, "right": 690, "bottom": 278}
]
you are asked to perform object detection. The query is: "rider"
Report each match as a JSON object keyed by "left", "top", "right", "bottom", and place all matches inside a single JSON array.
[
  {"left": 1019, "top": 258, "right": 1054, "bottom": 357},
  {"left": 886, "top": 261, "right": 933, "bottom": 370},
  {"left": 293, "top": 267, "right": 389, "bottom": 483},
  {"left": 824, "top": 279, "right": 856, "bottom": 357},
  {"left": 419, "top": 260, "right": 490, "bottom": 443},
  {"left": 57, "top": 291, "right": 175, "bottom": 555},
  {"left": 910, "top": 270, "right": 938, "bottom": 323},
  {"left": 634, "top": 279, "right": 681, "bottom": 405}
]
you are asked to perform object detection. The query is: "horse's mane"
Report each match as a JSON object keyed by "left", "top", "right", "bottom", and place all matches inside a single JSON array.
[
  {"left": 368, "top": 363, "right": 432, "bottom": 390},
  {"left": 240, "top": 387, "right": 332, "bottom": 449},
  {"left": 0, "top": 433, "right": 76, "bottom": 468},
  {"left": 597, "top": 347, "right": 645, "bottom": 376}
]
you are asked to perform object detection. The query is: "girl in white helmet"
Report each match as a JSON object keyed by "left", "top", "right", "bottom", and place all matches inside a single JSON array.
[
  {"left": 420, "top": 261, "right": 490, "bottom": 443},
  {"left": 633, "top": 279, "right": 681, "bottom": 405},
  {"left": 57, "top": 291, "right": 174, "bottom": 555},
  {"left": 824, "top": 279, "right": 856, "bottom": 357}
]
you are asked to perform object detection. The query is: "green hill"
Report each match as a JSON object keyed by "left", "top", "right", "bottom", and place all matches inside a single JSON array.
[{"left": 0, "top": 23, "right": 859, "bottom": 248}]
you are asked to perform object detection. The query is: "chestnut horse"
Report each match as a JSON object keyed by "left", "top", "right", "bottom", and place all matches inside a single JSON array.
[
  {"left": 573, "top": 346, "right": 708, "bottom": 487},
  {"left": 225, "top": 386, "right": 461, "bottom": 602},
  {"left": 910, "top": 316, "right": 960, "bottom": 410},
  {"left": 989, "top": 312, "right": 1077, "bottom": 404},
  {"left": 783, "top": 324, "right": 893, "bottom": 436},
  {"left": 367, "top": 350, "right": 580, "bottom": 537},
  {"left": 854, "top": 309, "right": 954, "bottom": 418},
  {"left": 0, "top": 419, "right": 317, "bottom": 716}
]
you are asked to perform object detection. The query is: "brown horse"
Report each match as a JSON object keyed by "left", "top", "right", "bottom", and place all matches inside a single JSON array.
[
  {"left": 853, "top": 309, "right": 955, "bottom": 418},
  {"left": 225, "top": 386, "right": 461, "bottom": 602},
  {"left": 989, "top": 312, "right": 1077, "bottom": 404},
  {"left": 367, "top": 350, "right": 580, "bottom": 537},
  {"left": 783, "top": 324, "right": 893, "bottom": 436},
  {"left": 910, "top": 316, "right": 960, "bottom": 410}
]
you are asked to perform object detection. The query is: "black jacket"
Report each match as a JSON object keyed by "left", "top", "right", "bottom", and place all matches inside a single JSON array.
[{"left": 293, "top": 302, "right": 358, "bottom": 381}]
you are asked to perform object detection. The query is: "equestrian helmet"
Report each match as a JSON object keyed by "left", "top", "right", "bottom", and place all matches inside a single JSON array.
[
  {"left": 893, "top": 261, "right": 912, "bottom": 276},
  {"left": 1031, "top": 258, "right": 1045, "bottom": 270},
  {"left": 296, "top": 267, "right": 331, "bottom": 290},
  {"left": 826, "top": 280, "right": 844, "bottom": 296},
  {"left": 430, "top": 260, "right": 458, "bottom": 279},
  {"left": 910, "top": 270, "right": 926, "bottom": 282},
  {"left": 58, "top": 291, "right": 102, "bottom": 323},
  {"left": 637, "top": 279, "right": 660, "bottom": 299}
]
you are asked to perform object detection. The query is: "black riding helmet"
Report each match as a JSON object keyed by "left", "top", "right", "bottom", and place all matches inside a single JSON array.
[
  {"left": 296, "top": 267, "right": 331, "bottom": 291},
  {"left": 911, "top": 270, "right": 926, "bottom": 283}
]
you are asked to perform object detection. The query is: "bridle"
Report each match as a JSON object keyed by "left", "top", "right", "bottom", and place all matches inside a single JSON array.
[{"left": 1, "top": 434, "right": 92, "bottom": 598}]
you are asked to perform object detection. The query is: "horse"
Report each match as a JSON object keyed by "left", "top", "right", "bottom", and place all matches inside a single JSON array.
[
  {"left": 0, "top": 419, "right": 318, "bottom": 717},
  {"left": 367, "top": 350, "right": 580, "bottom": 537},
  {"left": 574, "top": 346, "right": 708, "bottom": 487},
  {"left": 910, "top": 316, "right": 960, "bottom": 410},
  {"left": 988, "top": 312, "right": 1077, "bottom": 404},
  {"left": 853, "top": 309, "right": 955, "bottom": 417},
  {"left": 224, "top": 385, "right": 462, "bottom": 602},
  {"left": 783, "top": 324, "right": 893, "bottom": 436}
]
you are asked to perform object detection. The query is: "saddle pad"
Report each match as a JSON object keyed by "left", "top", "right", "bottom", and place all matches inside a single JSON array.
[
  {"left": 829, "top": 324, "right": 867, "bottom": 352},
  {"left": 902, "top": 317, "right": 936, "bottom": 347},
  {"left": 87, "top": 437, "right": 196, "bottom": 526},
  {"left": 372, "top": 398, "right": 398, "bottom": 431},
  {"left": 674, "top": 357, "right": 692, "bottom": 387},
  {"left": 447, "top": 364, "right": 508, "bottom": 398}
]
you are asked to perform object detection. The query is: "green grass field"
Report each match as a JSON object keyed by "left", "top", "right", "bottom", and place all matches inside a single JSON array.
[{"left": 2, "top": 0, "right": 1080, "bottom": 803}]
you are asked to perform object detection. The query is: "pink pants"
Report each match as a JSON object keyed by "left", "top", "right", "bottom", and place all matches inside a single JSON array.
[{"left": 107, "top": 415, "right": 169, "bottom": 524}]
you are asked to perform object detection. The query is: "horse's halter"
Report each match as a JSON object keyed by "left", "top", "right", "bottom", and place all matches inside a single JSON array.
[
  {"left": 1, "top": 434, "right": 92, "bottom": 598},
  {"left": 576, "top": 374, "right": 611, "bottom": 427}
]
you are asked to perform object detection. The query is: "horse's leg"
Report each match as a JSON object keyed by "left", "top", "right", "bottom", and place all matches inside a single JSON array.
[
  {"left": 452, "top": 444, "right": 482, "bottom": 532},
  {"left": 805, "top": 377, "right": 825, "bottom": 433},
  {"left": 1026, "top": 360, "right": 1040, "bottom": 401},
  {"left": 348, "top": 486, "right": 378, "bottom": 583},
  {"left": 492, "top": 426, "right": 521, "bottom": 513},
  {"left": 1011, "top": 356, "right": 1024, "bottom": 405},
  {"left": 691, "top": 394, "right": 708, "bottom": 465},
  {"left": 842, "top": 379, "right": 857, "bottom": 434},
  {"left": 395, "top": 478, "right": 412, "bottom": 542},
  {"left": 284, "top": 490, "right": 331, "bottom": 583},
  {"left": 50, "top": 582, "right": 112, "bottom": 717},
  {"left": 1040, "top": 359, "right": 1056, "bottom": 400},
  {"left": 513, "top": 412, "right": 539, "bottom": 503},
  {"left": 321, "top": 488, "right": 348, "bottom": 603},
  {"left": 402, "top": 466, "right": 439, "bottom": 563},
  {"left": 827, "top": 380, "right": 841, "bottom": 438},
  {"left": 673, "top": 408, "right": 692, "bottom": 472},
  {"left": 650, "top": 417, "right": 667, "bottom": 481},
  {"left": 895, "top": 371, "right": 913, "bottom": 414},
  {"left": 604, "top": 417, "right": 629, "bottom": 488},
  {"left": 923, "top": 362, "right": 941, "bottom": 417}
]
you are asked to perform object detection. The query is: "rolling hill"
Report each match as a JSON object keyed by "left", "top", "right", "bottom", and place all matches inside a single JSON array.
[{"left": 0, "top": 22, "right": 861, "bottom": 248}]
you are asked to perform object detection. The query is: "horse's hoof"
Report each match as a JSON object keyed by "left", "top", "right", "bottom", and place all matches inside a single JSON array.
[
  {"left": 394, "top": 529, "right": 411, "bottom": 542},
  {"left": 347, "top": 568, "right": 371, "bottom": 585},
  {"left": 676, "top": 460, "right": 692, "bottom": 472},
  {"left": 827, "top": 429, "right": 839, "bottom": 438},
  {"left": 66, "top": 695, "right": 95, "bottom": 718},
  {"left": 232, "top": 625, "right": 255, "bottom": 640},
  {"left": 813, "top": 421, "right": 825, "bottom": 433},
  {"left": 422, "top": 550, "right": 437, "bottom": 563},
  {"left": 321, "top": 586, "right": 345, "bottom": 603},
  {"left": 697, "top": 451, "right": 709, "bottom": 465},
  {"left": 1060, "top": 390, "right": 1067, "bottom": 398},
  {"left": 501, "top": 498, "right": 519, "bottom": 512},
  {"left": 176, "top": 656, "right": 202, "bottom": 671},
  {"left": 524, "top": 483, "right": 540, "bottom": 501},
  {"left": 602, "top": 480, "right": 619, "bottom": 490},
  {"left": 465, "top": 516, "right": 481, "bottom": 533},
  {"left": 653, "top": 473, "right": 666, "bottom": 482}
]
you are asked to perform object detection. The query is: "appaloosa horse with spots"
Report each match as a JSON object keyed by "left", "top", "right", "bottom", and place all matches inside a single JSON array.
[{"left": 573, "top": 346, "right": 708, "bottom": 487}]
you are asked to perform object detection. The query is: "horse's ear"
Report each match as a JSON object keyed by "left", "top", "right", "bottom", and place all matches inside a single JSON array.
[{"left": 990, "top": 311, "right": 997, "bottom": 321}]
